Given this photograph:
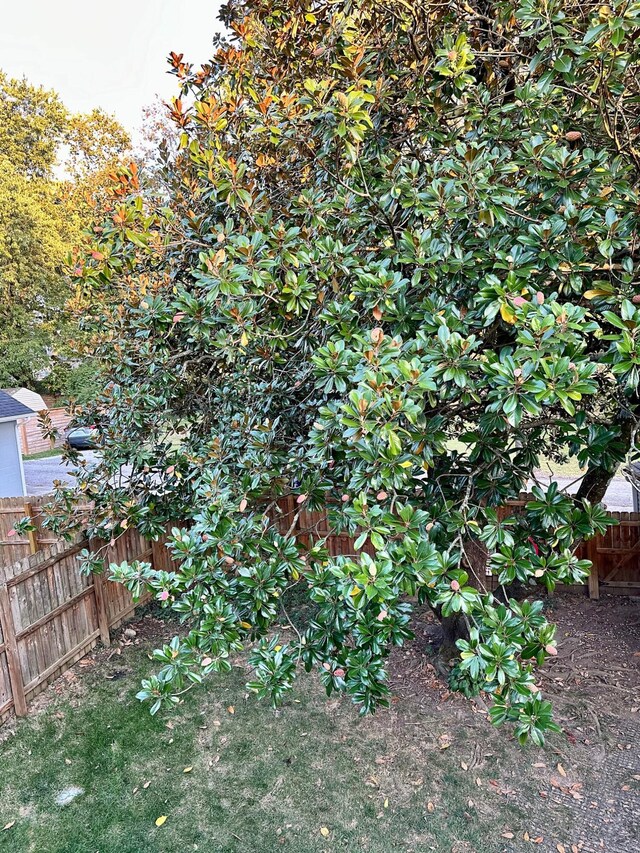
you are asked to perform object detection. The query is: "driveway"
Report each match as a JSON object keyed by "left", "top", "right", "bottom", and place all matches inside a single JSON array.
[{"left": 24, "top": 451, "right": 98, "bottom": 495}]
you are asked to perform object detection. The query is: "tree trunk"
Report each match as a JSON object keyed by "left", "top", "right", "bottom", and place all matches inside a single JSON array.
[
  {"left": 438, "top": 613, "right": 469, "bottom": 660},
  {"left": 575, "top": 412, "right": 635, "bottom": 505}
]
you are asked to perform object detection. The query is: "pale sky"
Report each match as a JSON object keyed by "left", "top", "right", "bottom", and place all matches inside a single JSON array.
[{"left": 0, "top": 1, "right": 226, "bottom": 135}]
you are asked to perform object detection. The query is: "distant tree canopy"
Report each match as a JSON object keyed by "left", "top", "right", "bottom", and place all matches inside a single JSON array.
[
  {"left": 0, "top": 70, "right": 131, "bottom": 392},
  {"left": 47, "top": 0, "right": 640, "bottom": 743}
]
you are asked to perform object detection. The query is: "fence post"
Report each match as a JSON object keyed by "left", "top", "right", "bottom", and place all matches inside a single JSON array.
[
  {"left": 19, "top": 421, "right": 29, "bottom": 456},
  {"left": 587, "top": 535, "right": 600, "bottom": 600},
  {"left": 23, "top": 501, "right": 39, "bottom": 555},
  {"left": 0, "top": 584, "right": 27, "bottom": 716},
  {"left": 93, "top": 571, "right": 111, "bottom": 647}
]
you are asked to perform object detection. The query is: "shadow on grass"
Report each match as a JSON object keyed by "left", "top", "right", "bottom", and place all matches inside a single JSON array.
[{"left": 0, "top": 611, "right": 603, "bottom": 853}]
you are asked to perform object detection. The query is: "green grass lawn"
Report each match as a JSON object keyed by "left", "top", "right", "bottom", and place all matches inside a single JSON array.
[
  {"left": 22, "top": 447, "right": 64, "bottom": 461},
  {"left": 0, "top": 610, "right": 617, "bottom": 853}
]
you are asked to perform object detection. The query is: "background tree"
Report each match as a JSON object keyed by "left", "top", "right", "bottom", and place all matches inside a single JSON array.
[
  {"left": 0, "top": 71, "right": 131, "bottom": 393},
  {"left": 48, "top": 0, "right": 640, "bottom": 743}
]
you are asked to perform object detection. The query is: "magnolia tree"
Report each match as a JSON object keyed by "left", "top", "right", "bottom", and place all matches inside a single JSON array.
[{"left": 42, "top": 0, "right": 640, "bottom": 744}]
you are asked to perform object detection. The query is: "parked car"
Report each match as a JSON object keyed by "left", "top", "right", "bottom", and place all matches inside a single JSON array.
[{"left": 65, "top": 425, "right": 97, "bottom": 450}]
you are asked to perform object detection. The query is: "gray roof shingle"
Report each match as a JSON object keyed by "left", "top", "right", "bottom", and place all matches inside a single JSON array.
[{"left": 0, "top": 390, "right": 34, "bottom": 420}]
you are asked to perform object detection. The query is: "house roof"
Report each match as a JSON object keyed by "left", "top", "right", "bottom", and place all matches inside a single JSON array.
[
  {"left": 2, "top": 387, "right": 48, "bottom": 411},
  {"left": 0, "top": 390, "right": 35, "bottom": 422}
]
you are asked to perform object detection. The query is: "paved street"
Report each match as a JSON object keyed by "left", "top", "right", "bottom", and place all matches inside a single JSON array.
[
  {"left": 533, "top": 472, "right": 635, "bottom": 512},
  {"left": 24, "top": 451, "right": 98, "bottom": 495}
]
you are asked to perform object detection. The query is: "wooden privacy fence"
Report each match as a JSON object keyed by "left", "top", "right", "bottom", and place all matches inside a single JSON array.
[
  {"left": 18, "top": 407, "right": 71, "bottom": 455},
  {"left": 0, "top": 527, "right": 173, "bottom": 722}
]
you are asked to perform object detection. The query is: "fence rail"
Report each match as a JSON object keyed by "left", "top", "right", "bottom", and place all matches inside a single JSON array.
[{"left": 0, "top": 495, "right": 75, "bottom": 568}]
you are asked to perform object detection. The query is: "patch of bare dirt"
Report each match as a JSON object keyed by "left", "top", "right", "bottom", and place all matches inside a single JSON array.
[{"left": 541, "top": 593, "right": 640, "bottom": 715}]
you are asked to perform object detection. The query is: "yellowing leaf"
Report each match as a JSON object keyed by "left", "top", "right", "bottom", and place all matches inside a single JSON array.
[
  {"left": 240, "top": 331, "right": 249, "bottom": 347},
  {"left": 399, "top": 460, "right": 412, "bottom": 468},
  {"left": 500, "top": 302, "right": 516, "bottom": 324},
  {"left": 320, "top": 827, "right": 330, "bottom": 837},
  {"left": 384, "top": 798, "right": 389, "bottom": 808},
  {"left": 183, "top": 766, "right": 193, "bottom": 773},
  {"left": 155, "top": 815, "right": 167, "bottom": 827},
  {"left": 583, "top": 288, "right": 612, "bottom": 299}
]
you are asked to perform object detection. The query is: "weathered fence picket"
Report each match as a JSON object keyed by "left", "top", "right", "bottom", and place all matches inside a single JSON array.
[{"left": 0, "top": 527, "right": 165, "bottom": 723}]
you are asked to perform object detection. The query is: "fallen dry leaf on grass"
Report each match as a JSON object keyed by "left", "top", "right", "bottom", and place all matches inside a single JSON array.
[
  {"left": 155, "top": 816, "right": 167, "bottom": 827},
  {"left": 438, "top": 733, "right": 451, "bottom": 750},
  {"left": 2, "top": 822, "right": 15, "bottom": 831},
  {"left": 319, "top": 827, "right": 329, "bottom": 837}
]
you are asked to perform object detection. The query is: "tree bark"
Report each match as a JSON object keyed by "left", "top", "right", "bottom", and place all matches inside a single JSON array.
[{"left": 438, "top": 613, "right": 469, "bottom": 660}]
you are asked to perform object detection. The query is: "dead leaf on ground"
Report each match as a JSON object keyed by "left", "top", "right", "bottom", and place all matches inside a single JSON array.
[
  {"left": 319, "top": 827, "right": 329, "bottom": 837},
  {"left": 438, "top": 733, "right": 451, "bottom": 750},
  {"left": 2, "top": 822, "right": 15, "bottom": 831},
  {"left": 155, "top": 815, "right": 167, "bottom": 827}
]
